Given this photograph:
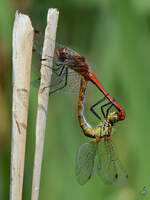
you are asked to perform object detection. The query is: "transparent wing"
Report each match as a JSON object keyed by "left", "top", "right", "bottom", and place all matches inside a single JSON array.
[
  {"left": 33, "top": 30, "right": 79, "bottom": 56},
  {"left": 32, "top": 63, "right": 81, "bottom": 94},
  {"left": 33, "top": 31, "right": 44, "bottom": 55},
  {"left": 75, "top": 142, "right": 98, "bottom": 185},
  {"left": 97, "top": 138, "right": 128, "bottom": 186},
  {"left": 49, "top": 67, "right": 81, "bottom": 94},
  {"left": 33, "top": 31, "right": 81, "bottom": 94},
  {"left": 91, "top": 143, "right": 102, "bottom": 177}
]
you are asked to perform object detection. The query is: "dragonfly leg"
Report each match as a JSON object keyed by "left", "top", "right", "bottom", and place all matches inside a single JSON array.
[
  {"left": 105, "top": 102, "right": 114, "bottom": 117},
  {"left": 101, "top": 101, "right": 112, "bottom": 118},
  {"left": 90, "top": 97, "right": 106, "bottom": 120},
  {"left": 57, "top": 64, "right": 66, "bottom": 76},
  {"left": 49, "top": 67, "right": 68, "bottom": 94},
  {"left": 41, "top": 62, "right": 65, "bottom": 73}
]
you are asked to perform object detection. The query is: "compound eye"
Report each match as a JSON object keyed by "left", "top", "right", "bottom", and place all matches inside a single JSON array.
[
  {"left": 56, "top": 50, "right": 60, "bottom": 57},
  {"left": 80, "top": 56, "right": 85, "bottom": 62}
]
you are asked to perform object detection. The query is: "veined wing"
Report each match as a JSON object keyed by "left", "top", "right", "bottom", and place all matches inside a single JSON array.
[
  {"left": 33, "top": 30, "right": 79, "bottom": 56},
  {"left": 33, "top": 31, "right": 81, "bottom": 94},
  {"left": 97, "top": 138, "right": 128, "bottom": 186},
  {"left": 75, "top": 142, "right": 98, "bottom": 185},
  {"left": 32, "top": 67, "right": 81, "bottom": 94}
]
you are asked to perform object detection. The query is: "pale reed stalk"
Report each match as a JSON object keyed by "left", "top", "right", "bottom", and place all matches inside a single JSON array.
[
  {"left": 31, "top": 8, "right": 59, "bottom": 200},
  {"left": 10, "top": 11, "right": 33, "bottom": 200}
]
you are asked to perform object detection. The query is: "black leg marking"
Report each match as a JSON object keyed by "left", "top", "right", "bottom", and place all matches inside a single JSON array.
[
  {"left": 41, "top": 63, "right": 65, "bottom": 74},
  {"left": 57, "top": 64, "right": 66, "bottom": 76},
  {"left": 90, "top": 97, "right": 106, "bottom": 120},
  {"left": 49, "top": 67, "right": 68, "bottom": 94},
  {"left": 106, "top": 102, "right": 114, "bottom": 117},
  {"left": 101, "top": 101, "right": 112, "bottom": 118}
]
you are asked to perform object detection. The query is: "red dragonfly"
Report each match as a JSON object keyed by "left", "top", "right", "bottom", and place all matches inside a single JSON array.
[
  {"left": 33, "top": 30, "right": 125, "bottom": 121},
  {"left": 76, "top": 75, "right": 128, "bottom": 185}
]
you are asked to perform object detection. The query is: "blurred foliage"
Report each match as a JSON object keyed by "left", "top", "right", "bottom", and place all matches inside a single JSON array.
[{"left": 1, "top": 0, "right": 150, "bottom": 199}]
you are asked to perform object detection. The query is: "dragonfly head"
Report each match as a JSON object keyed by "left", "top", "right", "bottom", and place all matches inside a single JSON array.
[
  {"left": 107, "top": 112, "right": 119, "bottom": 125},
  {"left": 56, "top": 47, "right": 69, "bottom": 61},
  {"left": 78, "top": 56, "right": 86, "bottom": 62}
]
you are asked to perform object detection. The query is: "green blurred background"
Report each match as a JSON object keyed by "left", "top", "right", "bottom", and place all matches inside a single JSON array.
[{"left": 1, "top": 0, "right": 150, "bottom": 199}]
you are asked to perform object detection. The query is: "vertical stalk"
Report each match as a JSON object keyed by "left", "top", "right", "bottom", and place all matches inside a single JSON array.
[
  {"left": 10, "top": 11, "right": 33, "bottom": 200},
  {"left": 31, "top": 8, "right": 59, "bottom": 200}
]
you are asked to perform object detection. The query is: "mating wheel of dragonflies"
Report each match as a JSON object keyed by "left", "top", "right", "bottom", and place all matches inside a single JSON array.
[{"left": 33, "top": 30, "right": 125, "bottom": 121}]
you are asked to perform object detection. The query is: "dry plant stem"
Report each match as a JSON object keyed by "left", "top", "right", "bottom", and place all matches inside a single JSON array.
[
  {"left": 31, "top": 8, "right": 59, "bottom": 200},
  {"left": 10, "top": 11, "right": 33, "bottom": 200}
]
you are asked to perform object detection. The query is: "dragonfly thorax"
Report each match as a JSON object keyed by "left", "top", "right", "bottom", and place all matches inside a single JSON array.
[
  {"left": 107, "top": 111, "right": 119, "bottom": 125},
  {"left": 94, "top": 112, "right": 118, "bottom": 138},
  {"left": 95, "top": 120, "right": 112, "bottom": 138}
]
